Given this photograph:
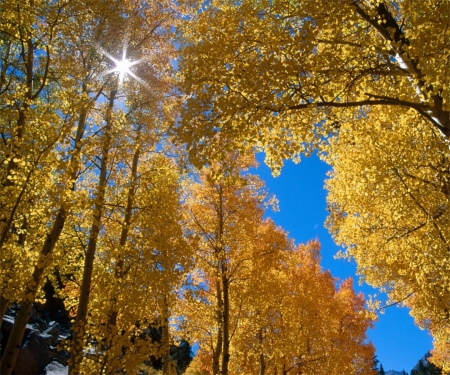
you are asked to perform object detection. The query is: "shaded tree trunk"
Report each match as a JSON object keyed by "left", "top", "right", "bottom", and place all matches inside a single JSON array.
[
  {"left": 0, "top": 296, "right": 8, "bottom": 323},
  {"left": 162, "top": 296, "right": 171, "bottom": 375},
  {"left": 221, "top": 273, "right": 230, "bottom": 375},
  {"left": 212, "top": 279, "right": 223, "bottom": 375},
  {"left": 258, "top": 329, "right": 265, "bottom": 375}
]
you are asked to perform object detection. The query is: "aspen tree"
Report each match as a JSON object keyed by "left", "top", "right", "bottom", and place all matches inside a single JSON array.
[
  {"left": 325, "top": 109, "right": 450, "bottom": 370},
  {"left": 182, "top": 154, "right": 271, "bottom": 375},
  {"left": 232, "top": 240, "right": 375, "bottom": 375},
  {"left": 0, "top": 1, "right": 109, "bottom": 371},
  {"left": 2, "top": 0, "right": 181, "bottom": 372}
]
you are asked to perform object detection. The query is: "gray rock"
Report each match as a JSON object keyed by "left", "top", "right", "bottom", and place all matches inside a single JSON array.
[
  {"left": 45, "top": 361, "right": 68, "bottom": 375},
  {"left": 43, "top": 322, "right": 61, "bottom": 346},
  {"left": 2, "top": 315, "right": 35, "bottom": 331},
  {"left": 39, "top": 332, "right": 54, "bottom": 345},
  {"left": 14, "top": 331, "right": 52, "bottom": 374}
]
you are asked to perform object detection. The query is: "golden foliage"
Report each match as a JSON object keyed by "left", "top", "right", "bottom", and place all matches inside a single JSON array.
[
  {"left": 181, "top": 159, "right": 375, "bottom": 375},
  {"left": 325, "top": 109, "right": 450, "bottom": 371},
  {"left": 176, "top": 1, "right": 450, "bottom": 369},
  {"left": 177, "top": 0, "right": 449, "bottom": 172}
]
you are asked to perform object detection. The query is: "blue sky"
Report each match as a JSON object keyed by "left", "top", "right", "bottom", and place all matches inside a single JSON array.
[{"left": 252, "top": 152, "right": 432, "bottom": 373}]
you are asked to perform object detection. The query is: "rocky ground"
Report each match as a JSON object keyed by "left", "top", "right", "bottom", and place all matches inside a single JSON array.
[{"left": 1, "top": 303, "right": 71, "bottom": 375}]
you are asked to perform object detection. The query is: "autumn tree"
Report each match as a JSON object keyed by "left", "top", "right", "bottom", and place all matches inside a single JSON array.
[
  {"left": 181, "top": 157, "right": 375, "bottom": 375},
  {"left": 61, "top": 1, "right": 184, "bottom": 372},
  {"left": 180, "top": 154, "right": 277, "bottom": 375},
  {"left": 324, "top": 106, "right": 450, "bottom": 370},
  {"left": 233, "top": 240, "right": 375, "bottom": 375},
  {"left": 0, "top": 1, "right": 110, "bottom": 371},
  {"left": 177, "top": 0, "right": 449, "bottom": 171},
  {"left": 61, "top": 151, "right": 191, "bottom": 374},
  {"left": 175, "top": 0, "right": 450, "bottom": 367}
]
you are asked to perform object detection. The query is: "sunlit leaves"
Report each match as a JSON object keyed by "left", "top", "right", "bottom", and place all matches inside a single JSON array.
[
  {"left": 176, "top": 1, "right": 450, "bottom": 370},
  {"left": 325, "top": 108, "right": 450, "bottom": 370},
  {"left": 177, "top": 0, "right": 449, "bottom": 171}
]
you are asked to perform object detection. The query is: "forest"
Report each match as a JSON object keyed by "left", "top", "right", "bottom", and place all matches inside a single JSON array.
[{"left": 0, "top": 0, "right": 449, "bottom": 374}]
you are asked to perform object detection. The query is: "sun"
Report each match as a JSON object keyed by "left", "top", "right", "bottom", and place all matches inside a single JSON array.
[
  {"left": 114, "top": 58, "right": 132, "bottom": 76},
  {"left": 98, "top": 38, "right": 148, "bottom": 88},
  {"left": 111, "top": 57, "right": 133, "bottom": 85}
]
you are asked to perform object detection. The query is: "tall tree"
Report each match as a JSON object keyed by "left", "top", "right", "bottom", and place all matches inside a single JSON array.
[
  {"left": 324, "top": 107, "right": 450, "bottom": 370},
  {"left": 234, "top": 240, "right": 375, "bottom": 375},
  {"left": 0, "top": 0, "right": 110, "bottom": 371},
  {"left": 0, "top": 0, "right": 182, "bottom": 372},
  {"left": 181, "top": 154, "right": 273, "bottom": 375},
  {"left": 64, "top": 1, "right": 181, "bottom": 372}
]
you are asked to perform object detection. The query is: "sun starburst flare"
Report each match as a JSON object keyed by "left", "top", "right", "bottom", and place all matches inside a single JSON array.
[{"left": 98, "top": 35, "right": 149, "bottom": 88}]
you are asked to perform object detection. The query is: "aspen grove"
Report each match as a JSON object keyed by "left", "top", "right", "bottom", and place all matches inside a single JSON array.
[{"left": 0, "top": 0, "right": 448, "bottom": 374}]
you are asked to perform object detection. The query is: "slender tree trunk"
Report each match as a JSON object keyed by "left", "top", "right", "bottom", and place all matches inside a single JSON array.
[
  {"left": 68, "top": 87, "right": 117, "bottom": 375},
  {"left": 162, "top": 296, "right": 171, "bottom": 375},
  {"left": 213, "top": 184, "right": 225, "bottom": 375},
  {"left": 258, "top": 329, "right": 265, "bottom": 375},
  {"left": 103, "top": 124, "right": 142, "bottom": 374},
  {"left": 0, "top": 90, "right": 91, "bottom": 374},
  {"left": 221, "top": 273, "right": 230, "bottom": 375},
  {"left": 259, "top": 353, "right": 266, "bottom": 375},
  {"left": 282, "top": 357, "right": 288, "bottom": 375},
  {"left": 212, "top": 279, "right": 223, "bottom": 375},
  {"left": 0, "top": 296, "right": 8, "bottom": 323}
]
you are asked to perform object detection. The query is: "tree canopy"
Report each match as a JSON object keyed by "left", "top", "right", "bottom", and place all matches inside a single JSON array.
[
  {"left": 177, "top": 0, "right": 450, "bottom": 369},
  {"left": 177, "top": 0, "right": 449, "bottom": 172},
  {"left": 1, "top": 0, "right": 449, "bottom": 373}
]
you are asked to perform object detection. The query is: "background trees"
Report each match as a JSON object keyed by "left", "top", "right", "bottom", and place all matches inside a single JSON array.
[{"left": 181, "top": 158, "right": 376, "bottom": 375}]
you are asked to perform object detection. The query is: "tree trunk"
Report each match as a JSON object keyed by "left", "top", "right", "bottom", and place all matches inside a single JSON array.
[
  {"left": 162, "top": 296, "right": 171, "bottom": 375},
  {"left": 68, "top": 87, "right": 116, "bottom": 375},
  {"left": 0, "top": 296, "right": 8, "bottom": 323},
  {"left": 212, "top": 279, "right": 223, "bottom": 375},
  {"left": 258, "top": 329, "right": 265, "bottom": 375},
  {"left": 103, "top": 127, "right": 142, "bottom": 374},
  {"left": 221, "top": 274, "right": 230, "bottom": 375},
  {"left": 259, "top": 353, "right": 266, "bottom": 375}
]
